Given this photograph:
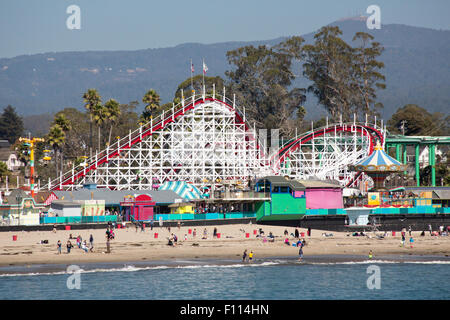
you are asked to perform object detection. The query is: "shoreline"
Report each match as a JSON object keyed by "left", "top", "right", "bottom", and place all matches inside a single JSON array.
[
  {"left": 1, "top": 223, "right": 449, "bottom": 272},
  {"left": 1, "top": 253, "right": 450, "bottom": 276}
]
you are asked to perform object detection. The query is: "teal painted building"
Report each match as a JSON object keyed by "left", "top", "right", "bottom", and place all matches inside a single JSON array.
[{"left": 255, "top": 176, "right": 307, "bottom": 222}]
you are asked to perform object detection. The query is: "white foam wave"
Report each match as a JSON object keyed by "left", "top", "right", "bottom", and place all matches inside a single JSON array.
[
  {"left": 1, "top": 259, "right": 448, "bottom": 277},
  {"left": 0, "top": 261, "right": 282, "bottom": 277},
  {"left": 309, "top": 260, "right": 450, "bottom": 266}
]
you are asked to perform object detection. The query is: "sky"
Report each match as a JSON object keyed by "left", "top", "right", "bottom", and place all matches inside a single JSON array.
[{"left": 0, "top": 0, "right": 449, "bottom": 58}]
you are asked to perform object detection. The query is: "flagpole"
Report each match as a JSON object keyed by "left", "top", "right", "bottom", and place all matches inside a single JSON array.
[
  {"left": 202, "top": 58, "right": 205, "bottom": 91},
  {"left": 190, "top": 59, "right": 194, "bottom": 94}
]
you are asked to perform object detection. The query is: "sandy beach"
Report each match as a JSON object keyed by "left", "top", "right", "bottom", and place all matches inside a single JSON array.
[{"left": 1, "top": 222, "right": 449, "bottom": 268}]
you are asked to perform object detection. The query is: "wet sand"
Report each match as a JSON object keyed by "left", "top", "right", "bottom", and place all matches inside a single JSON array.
[{"left": 1, "top": 222, "right": 449, "bottom": 268}]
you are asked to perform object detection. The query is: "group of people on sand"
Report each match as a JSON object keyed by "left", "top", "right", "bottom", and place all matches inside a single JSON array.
[
  {"left": 242, "top": 249, "right": 254, "bottom": 262},
  {"left": 57, "top": 234, "right": 94, "bottom": 254}
]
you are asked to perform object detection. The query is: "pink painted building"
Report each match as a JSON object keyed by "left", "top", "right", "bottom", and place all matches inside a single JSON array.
[{"left": 297, "top": 180, "right": 343, "bottom": 209}]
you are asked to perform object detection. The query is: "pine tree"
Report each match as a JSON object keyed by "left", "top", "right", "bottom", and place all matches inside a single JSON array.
[{"left": 0, "top": 105, "right": 24, "bottom": 144}]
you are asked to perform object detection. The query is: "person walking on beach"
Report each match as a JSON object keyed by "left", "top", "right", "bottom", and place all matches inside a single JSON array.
[
  {"left": 213, "top": 227, "right": 218, "bottom": 238},
  {"left": 106, "top": 232, "right": 111, "bottom": 253},
  {"left": 368, "top": 250, "right": 373, "bottom": 260},
  {"left": 66, "top": 240, "right": 73, "bottom": 254},
  {"left": 57, "top": 240, "right": 62, "bottom": 254},
  {"left": 307, "top": 227, "right": 311, "bottom": 237},
  {"left": 295, "top": 228, "right": 299, "bottom": 239},
  {"left": 298, "top": 246, "right": 303, "bottom": 261},
  {"left": 428, "top": 224, "right": 432, "bottom": 235},
  {"left": 409, "top": 237, "right": 414, "bottom": 248},
  {"left": 249, "top": 251, "right": 254, "bottom": 262},
  {"left": 89, "top": 234, "right": 94, "bottom": 252},
  {"left": 150, "top": 218, "right": 154, "bottom": 231},
  {"left": 242, "top": 249, "right": 248, "bottom": 262},
  {"left": 408, "top": 225, "right": 412, "bottom": 236},
  {"left": 401, "top": 233, "right": 406, "bottom": 247}
]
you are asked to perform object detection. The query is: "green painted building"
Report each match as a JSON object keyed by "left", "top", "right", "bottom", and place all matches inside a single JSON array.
[{"left": 255, "top": 176, "right": 307, "bottom": 222}]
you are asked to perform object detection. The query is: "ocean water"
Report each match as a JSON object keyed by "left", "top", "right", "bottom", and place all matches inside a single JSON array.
[{"left": 0, "top": 256, "right": 449, "bottom": 300}]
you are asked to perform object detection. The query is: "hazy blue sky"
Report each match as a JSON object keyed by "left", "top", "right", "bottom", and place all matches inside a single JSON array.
[{"left": 1, "top": 0, "right": 449, "bottom": 58}]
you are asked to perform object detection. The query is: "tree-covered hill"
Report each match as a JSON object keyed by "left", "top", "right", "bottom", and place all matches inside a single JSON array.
[{"left": 1, "top": 18, "right": 448, "bottom": 131}]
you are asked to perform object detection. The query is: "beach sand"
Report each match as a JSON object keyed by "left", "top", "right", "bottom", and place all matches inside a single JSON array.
[{"left": 1, "top": 222, "right": 449, "bottom": 267}]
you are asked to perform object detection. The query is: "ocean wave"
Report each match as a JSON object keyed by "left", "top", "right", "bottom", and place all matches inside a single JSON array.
[
  {"left": 308, "top": 260, "right": 450, "bottom": 265},
  {"left": 1, "top": 259, "right": 448, "bottom": 277},
  {"left": 0, "top": 261, "right": 282, "bottom": 277}
]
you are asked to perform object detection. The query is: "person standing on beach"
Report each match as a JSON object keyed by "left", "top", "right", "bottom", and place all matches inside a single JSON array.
[
  {"left": 150, "top": 218, "right": 154, "bottom": 230},
  {"left": 106, "top": 232, "right": 111, "bottom": 253},
  {"left": 242, "top": 249, "right": 247, "bottom": 262},
  {"left": 213, "top": 227, "right": 218, "bottom": 238},
  {"left": 57, "top": 240, "right": 62, "bottom": 254},
  {"left": 307, "top": 227, "right": 311, "bottom": 237},
  {"left": 66, "top": 240, "right": 73, "bottom": 254},
  {"left": 295, "top": 228, "right": 299, "bottom": 239},
  {"left": 193, "top": 228, "right": 197, "bottom": 238},
  {"left": 89, "top": 234, "right": 94, "bottom": 252},
  {"left": 298, "top": 246, "right": 303, "bottom": 261},
  {"left": 249, "top": 251, "right": 254, "bottom": 262},
  {"left": 401, "top": 233, "right": 406, "bottom": 247},
  {"left": 428, "top": 224, "right": 432, "bottom": 235},
  {"left": 368, "top": 250, "right": 373, "bottom": 260},
  {"left": 408, "top": 226, "right": 412, "bottom": 236},
  {"left": 409, "top": 237, "right": 414, "bottom": 248}
]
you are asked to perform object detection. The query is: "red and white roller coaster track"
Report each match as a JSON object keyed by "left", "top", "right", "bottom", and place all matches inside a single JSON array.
[{"left": 47, "top": 93, "right": 384, "bottom": 191}]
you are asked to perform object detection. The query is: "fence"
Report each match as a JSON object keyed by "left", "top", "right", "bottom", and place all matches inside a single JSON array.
[{"left": 40, "top": 215, "right": 118, "bottom": 224}]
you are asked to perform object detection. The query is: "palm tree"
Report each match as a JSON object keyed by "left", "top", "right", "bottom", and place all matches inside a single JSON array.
[
  {"left": 54, "top": 113, "right": 72, "bottom": 132},
  {"left": 104, "top": 99, "right": 121, "bottom": 146},
  {"left": 53, "top": 113, "right": 72, "bottom": 172},
  {"left": 47, "top": 124, "right": 65, "bottom": 177},
  {"left": 82, "top": 89, "right": 102, "bottom": 154},
  {"left": 141, "top": 89, "right": 160, "bottom": 122},
  {"left": 91, "top": 103, "right": 108, "bottom": 152}
]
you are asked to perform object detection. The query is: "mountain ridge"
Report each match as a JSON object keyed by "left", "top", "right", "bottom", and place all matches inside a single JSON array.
[{"left": 1, "top": 19, "right": 448, "bottom": 131}]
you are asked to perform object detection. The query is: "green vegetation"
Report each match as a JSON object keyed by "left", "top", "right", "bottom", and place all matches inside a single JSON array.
[
  {"left": 226, "top": 36, "right": 306, "bottom": 136},
  {"left": 0, "top": 105, "right": 24, "bottom": 144},
  {"left": 0, "top": 21, "right": 448, "bottom": 186},
  {"left": 387, "top": 104, "right": 450, "bottom": 136}
]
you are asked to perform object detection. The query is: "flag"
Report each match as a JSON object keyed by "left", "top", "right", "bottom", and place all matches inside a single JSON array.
[{"left": 203, "top": 60, "right": 208, "bottom": 74}]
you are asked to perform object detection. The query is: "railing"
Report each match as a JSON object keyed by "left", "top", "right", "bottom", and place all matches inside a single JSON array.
[{"left": 215, "top": 191, "right": 271, "bottom": 200}]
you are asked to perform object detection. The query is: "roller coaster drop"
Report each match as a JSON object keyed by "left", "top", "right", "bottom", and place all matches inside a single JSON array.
[{"left": 46, "top": 89, "right": 385, "bottom": 192}]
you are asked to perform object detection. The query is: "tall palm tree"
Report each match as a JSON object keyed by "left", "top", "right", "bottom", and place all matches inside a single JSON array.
[
  {"left": 104, "top": 99, "right": 121, "bottom": 146},
  {"left": 54, "top": 113, "right": 72, "bottom": 132},
  {"left": 47, "top": 124, "right": 65, "bottom": 177},
  {"left": 52, "top": 113, "right": 71, "bottom": 173},
  {"left": 141, "top": 89, "right": 160, "bottom": 122},
  {"left": 82, "top": 89, "right": 102, "bottom": 154},
  {"left": 91, "top": 103, "right": 108, "bottom": 152}
]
